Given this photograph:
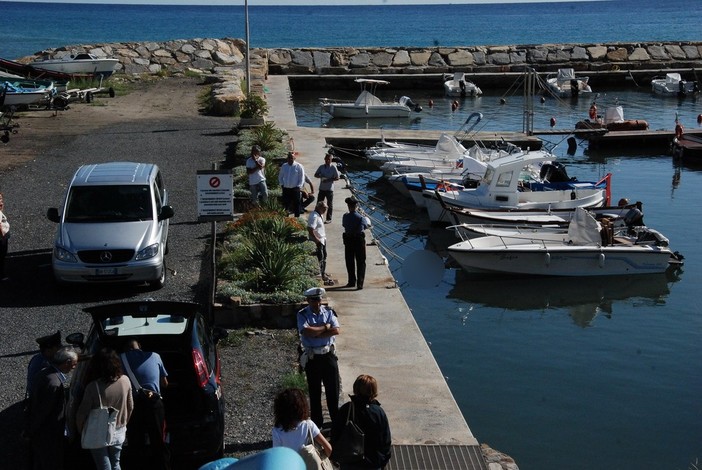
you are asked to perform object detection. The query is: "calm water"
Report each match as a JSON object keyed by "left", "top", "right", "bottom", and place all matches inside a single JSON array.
[
  {"left": 293, "top": 87, "right": 702, "bottom": 469},
  {"left": 2, "top": 1, "right": 701, "bottom": 468},
  {"left": 2, "top": 0, "right": 702, "bottom": 60}
]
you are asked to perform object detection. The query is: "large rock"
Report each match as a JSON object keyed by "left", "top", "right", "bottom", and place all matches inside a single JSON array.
[
  {"left": 392, "top": 50, "right": 411, "bottom": 66},
  {"left": 606, "top": 48, "right": 629, "bottom": 61},
  {"left": 447, "top": 50, "right": 474, "bottom": 66},
  {"left": 628, "top": 47, "right": 650, "bottom": 61}
]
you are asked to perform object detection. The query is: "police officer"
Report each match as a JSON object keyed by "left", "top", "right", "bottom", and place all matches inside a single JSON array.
[
  {"left": 297, "top": 287, "right": 340, "bottom": 428},
  {"left": 341, "top": 197, "right": 371, "bottom": 290},
  {"left": 26, "top": 331, "right": 62, "bottom": 399}
]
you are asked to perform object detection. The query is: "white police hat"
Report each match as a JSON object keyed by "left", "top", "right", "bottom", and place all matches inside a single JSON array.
[{"left": 304, "top": 287, "right": 326, "bottom": 299}]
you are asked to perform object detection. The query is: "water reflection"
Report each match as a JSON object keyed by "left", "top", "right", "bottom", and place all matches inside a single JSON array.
[{"left": 447, "top": 270, "right": 682, "bottom": 327}]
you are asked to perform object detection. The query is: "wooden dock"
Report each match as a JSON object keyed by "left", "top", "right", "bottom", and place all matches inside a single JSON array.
[{"left": 580, "top": 128, "right": 702, "bottom": 150}]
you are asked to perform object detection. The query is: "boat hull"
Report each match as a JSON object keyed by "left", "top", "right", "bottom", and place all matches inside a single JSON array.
[
  {"left": 28, "top": 58, "right": 119, "bottom": 77},
  {"left": 448, "top": 237, "right": 674, "bottom": 276},
  {"left": 322, "top": 103, "right": 410, "bottom": 118}
]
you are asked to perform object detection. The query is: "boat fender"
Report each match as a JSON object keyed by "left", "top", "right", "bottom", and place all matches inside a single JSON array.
[
  {"left": 550, "top": 117, "right": 556, "bottom": 127},
  {"left": 599, "top": 253, "right": 605, "bottom": 268},
  {"left": 675, "top": 123, "right": 684, "bottom": 139},
  {"left": 544, "top": 252, "right": 551, "bottom": 267},
  {"left": 570, "top": 190, "right": 576, "bottom": 200},
  {"left": 589, "top": 104, "right": 597, "bottom": 120},
  {"left": 697, "top": 114, "right": 702, "bottom": 124},
  {"left": 365, "top": 105, "right": 369, "bottom": 115}
]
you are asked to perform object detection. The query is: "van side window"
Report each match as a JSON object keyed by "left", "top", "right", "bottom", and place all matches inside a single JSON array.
[{"left": 153, "top": 182, "right": 163, "bottom": 212}]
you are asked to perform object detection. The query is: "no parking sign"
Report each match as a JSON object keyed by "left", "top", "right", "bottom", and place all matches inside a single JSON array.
[{"left": 197, "top": 169, "right": 233, "bottom": 221}]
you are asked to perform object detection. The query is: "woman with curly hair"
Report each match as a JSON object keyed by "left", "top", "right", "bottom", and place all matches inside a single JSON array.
[
  {"left": 76, "top": 347, "right": 134, "bottom": 470},
  {"left": 272, "top": 388, "right": 332, "bottom": 467}
]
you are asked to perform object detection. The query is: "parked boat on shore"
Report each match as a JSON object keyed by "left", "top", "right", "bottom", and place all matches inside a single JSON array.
[{"left": 28, "top": 53, "right": 119, "bottom": 77}]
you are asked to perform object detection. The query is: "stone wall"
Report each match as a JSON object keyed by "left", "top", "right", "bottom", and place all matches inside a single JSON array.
[{"left": 268, "top": 42, "right": 702, "bottom": 76}]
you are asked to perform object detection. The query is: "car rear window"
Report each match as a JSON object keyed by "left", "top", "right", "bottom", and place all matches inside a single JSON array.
[{"left": 102, "top": 314, "right": 188, "bottom": 336}]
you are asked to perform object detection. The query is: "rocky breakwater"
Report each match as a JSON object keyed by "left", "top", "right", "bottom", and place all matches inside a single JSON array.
[
  {"left": 268, "top": 42, "right": 702, "bottom": 79},
  {"left": 22, "top": 38, "right": 269, "bottom": 116}
]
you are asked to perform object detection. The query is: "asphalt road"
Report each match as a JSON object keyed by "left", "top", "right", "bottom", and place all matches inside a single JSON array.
[{"left": 0, "top": 77, "right": 237, "bottom": 468}]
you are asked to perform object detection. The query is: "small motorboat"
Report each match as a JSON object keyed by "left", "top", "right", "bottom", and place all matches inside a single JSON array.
[
  {"left": 423, "top": 149, "right": 611, "bottom": 223},
  {"left": 320, "top": 78, "right": 422, "bottom": 118},
  {"left": 651, "top": 73, "right": 699, "bottom": 97},
  {"left": 575, "top": 105, "right": 648, "bottom": 132},
  {"left": 447, "top": 207, "right": 683, "bottom": 277},
  {"left": 29, "top": 52, "right": 120, "bottom": 77},
  {"left": 672, "top": 133, "right": 702, "bottom": 165},
  {"left": 443, "top": 72, "right": 482, "bottom": 97},
  {"left": 545, "top": 68, "right": 592, "bottom": 98}
]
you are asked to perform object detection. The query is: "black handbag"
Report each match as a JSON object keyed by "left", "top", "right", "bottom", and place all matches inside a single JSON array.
[{"left": 332, "top": 401, "right": 365, "bottom": 464}]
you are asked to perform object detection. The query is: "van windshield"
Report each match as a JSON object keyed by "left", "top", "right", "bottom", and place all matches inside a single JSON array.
[{"left": 65, "top": 185, "right": 153, "bottom": 222}]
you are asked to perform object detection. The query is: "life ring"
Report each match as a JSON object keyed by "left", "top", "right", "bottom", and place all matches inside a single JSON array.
[
  {"left": 588, "top": 104, "right": 597, "bottom": 120},
  {"left": 436, "top": 181, "right": 449, "bottom": 191},
  {"left": 675, "top": 123, "right": 684, "bottom": 139}
]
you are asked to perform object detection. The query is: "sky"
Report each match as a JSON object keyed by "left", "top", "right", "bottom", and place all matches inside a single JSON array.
[{"left": 5, "top": 0, "right": 579, "bottom": 4}]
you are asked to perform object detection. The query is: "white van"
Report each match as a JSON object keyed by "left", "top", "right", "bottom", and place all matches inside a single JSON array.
[{"left": 47, "top": 162, "right": 174, "bottom": 288}]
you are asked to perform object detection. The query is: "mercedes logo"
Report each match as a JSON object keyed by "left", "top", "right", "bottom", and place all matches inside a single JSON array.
[{"left": 99, "top": 251, "right": 113, "bottom": 263}]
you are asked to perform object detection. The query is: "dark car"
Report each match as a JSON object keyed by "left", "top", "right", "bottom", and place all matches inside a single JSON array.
[{"left": 66, "top": 300, "right": 229, "bottom": 466}]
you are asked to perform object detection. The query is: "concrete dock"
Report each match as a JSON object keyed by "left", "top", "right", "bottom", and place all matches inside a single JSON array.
[{"left": 265, "top": 75, "right": 490, "bottom": 469}]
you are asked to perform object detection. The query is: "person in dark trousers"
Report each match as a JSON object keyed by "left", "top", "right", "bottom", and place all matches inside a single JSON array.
[
  {"left": 120, "top": 338, "right": 170, "bottom": 470},
  {"left": 331, "top": 374, "right": 392, "bottom": 470},
  {"left": 297, "top": 287, "right": 340, "bottom": 429},
  {"left": 278, "top": 152, "right": 306, "bottom": 217},
  {"left": 314, "top": 152, "right": 341, "bottom": 223},
  {"left": 26, "top": 346, "right": 79, "bottom": 470},
  {"left": 25, "top": 330, "right": 62, "bottom": 400},
  {"left": 341, "top": 197, "right": 370, "bottom": 290}
]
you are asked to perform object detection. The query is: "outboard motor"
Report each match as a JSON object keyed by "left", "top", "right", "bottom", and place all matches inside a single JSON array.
[
  {"left": 400, "top": 96, "right": 422, "bottom": 113},
  {"left": 540, "top": 162, "right": 572, "bottom": 183},
  {"left": 624, "top": 207, "right": 645, "bottom": 235},
  {"left": 570, "top": 79, "right": 580, "bottom": 98}
]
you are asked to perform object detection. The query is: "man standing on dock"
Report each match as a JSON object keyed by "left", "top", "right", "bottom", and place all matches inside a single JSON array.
[
  {"left": 279, "top": 152, "right": 305, "bottom": 217},
  {"left": 314, "top": 152, "right": 340, "bottom": 223},
  {"left": 342, "top": 197, "right": 370, "bottom": 290},
  {"left": 297, "top": 287, "right": 340, "bottom": 429}
]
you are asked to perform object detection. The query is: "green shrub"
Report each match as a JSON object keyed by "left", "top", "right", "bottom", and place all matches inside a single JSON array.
[
  {"left": 280, "top": 371, "right": 308, "bottom": 392},
  {"left": 239, "top": 94, "right": 268, "bottom": 118}
]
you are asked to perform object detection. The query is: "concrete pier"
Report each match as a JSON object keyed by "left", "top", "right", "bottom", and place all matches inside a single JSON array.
[{"left": 265, "top": 75, "right": 489, "bottom": 469}]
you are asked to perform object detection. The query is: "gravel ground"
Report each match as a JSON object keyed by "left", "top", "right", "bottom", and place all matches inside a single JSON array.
[{"left": 0, "top": 77, "right": 296, "bottom": 468}]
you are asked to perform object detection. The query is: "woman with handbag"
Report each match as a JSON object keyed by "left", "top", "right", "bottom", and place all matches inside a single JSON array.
[
  {"left": 272, "top": 388, "right": 333, "bottom": 470},
  {"left": 76, "top": 347, "right": 134, "bottom": 470},
  {"left": 331, "top": 375, "right": 392, "bottom": 470}
]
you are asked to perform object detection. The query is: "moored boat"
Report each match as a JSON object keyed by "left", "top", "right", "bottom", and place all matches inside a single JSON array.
[
  {"left": 443, "top": 72, "right": 482, "bottom": 97},
  {"left": 545, "top": 68, "right": 592, "bottom": 98},
  {"left": 320, "top": 78, "right": 422, "bottom": 119},
  {"left": 448, "top": 207, "right": 683, "bottom": 277},
  {"left": 651, "top": 72, "right": 699, "bottom": 97}
]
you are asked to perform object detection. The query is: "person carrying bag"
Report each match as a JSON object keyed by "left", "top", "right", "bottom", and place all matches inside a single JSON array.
[
  {"left": 299, "top": 424, "right": 334, "bottom": 470},
  {"left": 81, "top": 382, "right": 118, "bottom": 449},
  {"left": 331, "top": 375, "right": 392, "bottom": 470}
]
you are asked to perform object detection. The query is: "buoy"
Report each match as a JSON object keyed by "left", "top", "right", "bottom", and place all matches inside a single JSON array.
[
  {"left": 550, "top": 117, "right": 556, "bottom": 127},
  {"left": 588, "top": 104, "right": 597, "bottom": 120},
  {"left": 499, "top": 98, "right": 507, "bottom": 105},
  {"left": 540, "top": 96, "right": 546, "bottom": 103},
  {"left": 451, "top": 100, "right": 458, "bottom": 111},
  {"left": 428, "top": 99, "right": 434, "bottom": 108},
  {"left": 697, "top": 114, "right": 702, "bottom": 124}
]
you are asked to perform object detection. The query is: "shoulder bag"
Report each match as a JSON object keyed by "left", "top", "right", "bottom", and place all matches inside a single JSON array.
[
  {"left": 298, "top": 421, "right": 333, "bottom": 470},
  {"left": 331, "top": 401, "right": 365, "bottom": 464},
  {"left": 81, "top": 381, "right": 118, "bottom": 449}
]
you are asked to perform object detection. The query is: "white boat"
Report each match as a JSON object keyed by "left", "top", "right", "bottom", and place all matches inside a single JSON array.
[
  {"left": 443, "top": 72, "right": 482, "bottom": 97},
  {"left": 320, "top": 78, "right": 422, "bottom": 118},
  {"left": 443, "top": 202, "right": 638, "bottom": 227},
  {"left": 650, "top": 73, "right": 699, "bottom": 97},
  {"left": 366, "top": 113, "right": 483, "bottom": 162},
  {"left": 1, "top": 81, "right": 54, "bottom": 107},
  {"left": 423, "top": 149, "right": 611, "bottom": 223},
  {"left": 447, "top": 207, "right": 682, "bottom": 277},
  {"left": 545, "top": 68, "right": 592, "bottom": 98},
  {"left": 29, "top": 53, "right": 120, "bottom": 77}
]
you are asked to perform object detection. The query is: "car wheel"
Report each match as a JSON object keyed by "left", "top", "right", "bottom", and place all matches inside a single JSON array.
[{"left": 148, "top": 262, "right": 166, "bottom": 289}]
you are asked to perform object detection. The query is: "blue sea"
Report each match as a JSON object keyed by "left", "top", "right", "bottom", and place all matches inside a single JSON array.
[
  {"left": 3, "top": 1, "right": 702, "bottom": 470},
  {"left": 1, "top": 0, "right": 702, "bottom": 60}
]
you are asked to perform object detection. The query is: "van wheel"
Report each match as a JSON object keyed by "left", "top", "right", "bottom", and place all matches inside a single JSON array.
[{"left": 149, "top": 263, "right": 166, "bottom": 289}]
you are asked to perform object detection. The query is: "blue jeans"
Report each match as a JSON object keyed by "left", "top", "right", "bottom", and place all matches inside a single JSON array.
[
  {"left": 250, "top": 180, "right": 268, "bottom": 204},
  {"left": 90, "top": 443, "right": 123, "bottom": 470}
]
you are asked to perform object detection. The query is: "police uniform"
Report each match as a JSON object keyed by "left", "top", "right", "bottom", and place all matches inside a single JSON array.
[{"left": 297, "top": 287, "right": 340, "bottom": 427}]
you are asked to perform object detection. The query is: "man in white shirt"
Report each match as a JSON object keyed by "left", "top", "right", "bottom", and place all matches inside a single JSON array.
[
  {"left": 278, "top": 152, "right": 305, "bottom": 217},
  {"left": 307, "top": 201, "right": 328, "bottom": 282},
  {"left": 246, "top": 145, "right": 268, "bottom": 204}
]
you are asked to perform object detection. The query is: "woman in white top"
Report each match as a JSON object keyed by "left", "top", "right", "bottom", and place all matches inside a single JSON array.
[{"left": 272, "top": 388, "right": 332, "bottom": 468}]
